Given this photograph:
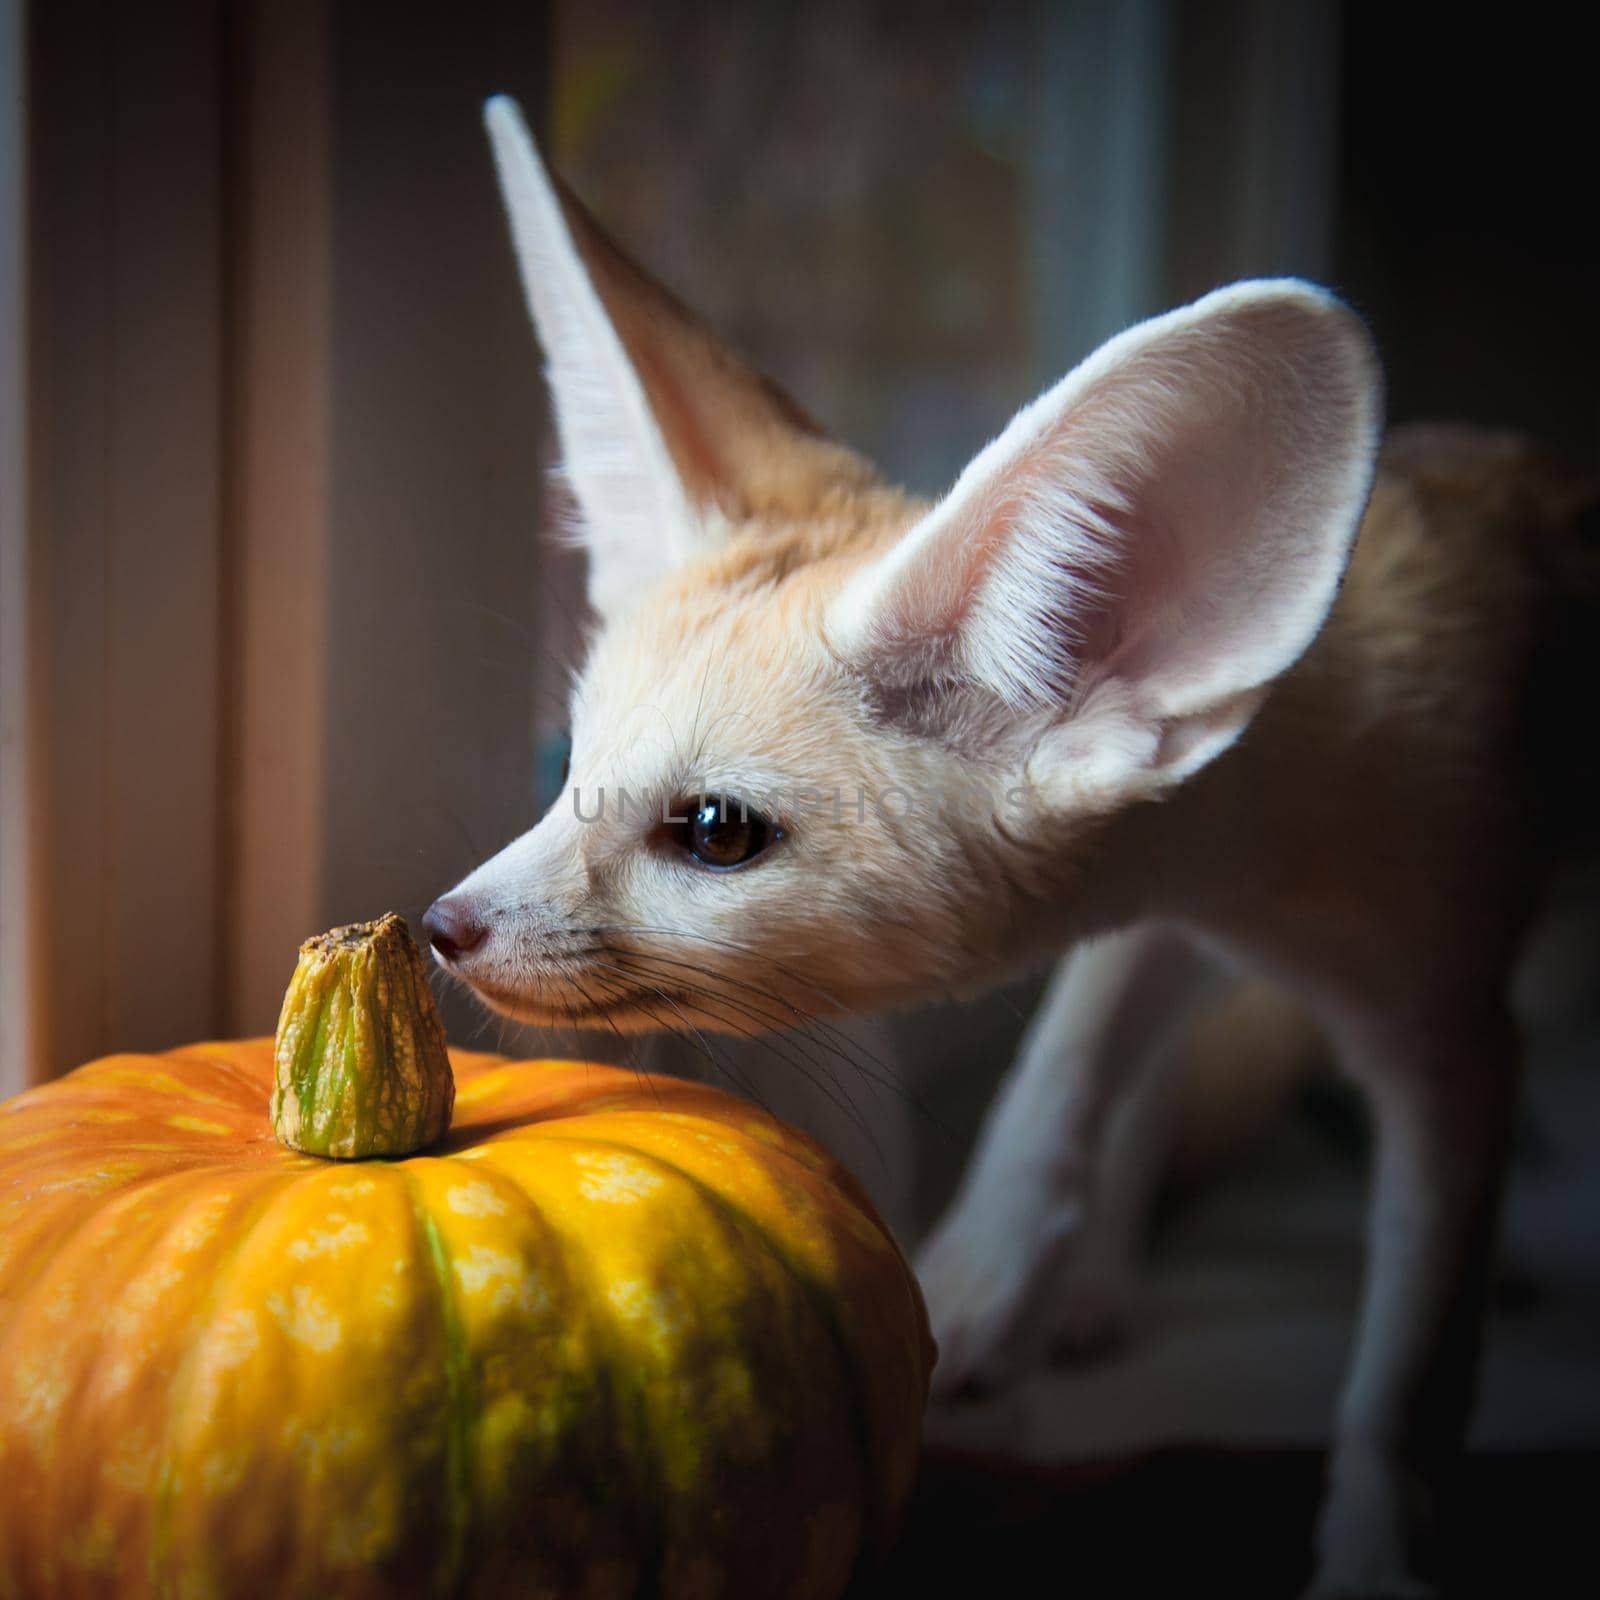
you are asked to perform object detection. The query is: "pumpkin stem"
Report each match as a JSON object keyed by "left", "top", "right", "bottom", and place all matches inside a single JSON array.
[{"left": 271, "top": 913, "right": 455, "bottom": 1158}]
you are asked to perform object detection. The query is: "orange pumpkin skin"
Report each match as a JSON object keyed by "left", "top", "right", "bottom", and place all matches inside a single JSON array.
[{"left": 0, "top": 1043, "right": 933, "bottom": 1599}]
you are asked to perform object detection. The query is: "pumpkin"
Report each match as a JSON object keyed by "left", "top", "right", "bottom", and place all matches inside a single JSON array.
[{"left": 0, "top": 921, "right": 933, "bottom": 1599}]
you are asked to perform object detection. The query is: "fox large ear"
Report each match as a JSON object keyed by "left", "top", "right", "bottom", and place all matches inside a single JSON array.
[
  {"left": 827, "top": 280, "right": 1382, "bottom": 802},
  {"left": 484, "top": 96, "right": 871, "bottom": 617}
]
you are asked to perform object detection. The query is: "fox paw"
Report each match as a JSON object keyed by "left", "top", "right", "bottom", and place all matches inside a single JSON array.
[
  {"left": 1308, "top": 1448, "right": 1441, "bottom": 1600},
  {"left": 916, "top": 1201, "right": 1087, "bottom": 1400}
]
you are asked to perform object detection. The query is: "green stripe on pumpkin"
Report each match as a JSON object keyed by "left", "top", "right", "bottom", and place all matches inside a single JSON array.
[{"left": 414, "top": 1201, "right": 474, "bottom": 1597}]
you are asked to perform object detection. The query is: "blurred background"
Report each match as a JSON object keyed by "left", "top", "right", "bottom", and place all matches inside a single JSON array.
[{"left": 3, "top": 2, "right": 1596, "bottom": 1589}]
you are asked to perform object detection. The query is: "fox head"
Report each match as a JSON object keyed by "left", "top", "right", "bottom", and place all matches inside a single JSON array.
[{"left": 423, "top": 97, "right": 1382, "bottom": 1035}]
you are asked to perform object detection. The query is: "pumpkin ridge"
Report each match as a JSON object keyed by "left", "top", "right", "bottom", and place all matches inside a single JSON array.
[
  {"left": 0, "top": 1129, "right": 261, "bottom": 1191},
  {"left": 0, "top": 1164, "right": 237, "bottom": 1329},
  {"left": 64, "top": 1059, "right": 240, "bottom": 1110},
  {"left": 494, "top": 1130, "right": 886, "bottom": 1566},
  {"left": 49, "top": 1169, "right": 286, "bottom": 1596},
  {"left": 153, "top": 1043, "right": 278, "bottom": 1106},
  {"left": 455, "top": 1144, "right": 689, "bottom": 1594},
  {"left": 144, "top": 1166, "right": 319, "bottom": 1591},
  {"left": 439, "top": 1074, "right": 674, "bottom": 1141},
  {"left": 0, "top": 1164, "right": 225, "bottom": 1339},
  {"left": 541, "top": 1175, "right": 676, "bottom": 1597},
  {"left": 470, "top": 1117, "right": 904, "bottom": 1272},
  {"left": 154, "top": 1160, "right": 467, "bottom": 1592},
  {"left": 403, "top": 1174, "right": 475, "bottom": 1599},
  {"left": 625, "top": 1132, "right": 890, "bottom": 1590},
  {"left": 439, "top": 1065, "right": 792, "bottom": 1141},
  {"left": 0, "top": 1165, "right": 263, "bottom": 1597}
]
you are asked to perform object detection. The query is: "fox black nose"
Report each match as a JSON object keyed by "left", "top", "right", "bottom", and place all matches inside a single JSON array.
[{"left": 422, "top": 896, "right": 488, "bottom": 961}]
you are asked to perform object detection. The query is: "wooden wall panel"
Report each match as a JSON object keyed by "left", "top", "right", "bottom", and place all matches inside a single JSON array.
[
  {"left": 223, "top": 0, "right": 331, "bottom": 1036},
  {"left": 24, "top": 0, "right": 226, "bottom": 1078}
]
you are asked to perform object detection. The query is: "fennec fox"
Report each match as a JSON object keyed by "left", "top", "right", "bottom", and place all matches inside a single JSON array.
[{"left": 425, "top": 98, "right": 1595, "bottom": 1597}]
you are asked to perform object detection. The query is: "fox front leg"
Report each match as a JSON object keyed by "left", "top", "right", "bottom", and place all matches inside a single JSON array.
[{"left": 916, "top": 922, "right": 1220, "bottom": 1397}]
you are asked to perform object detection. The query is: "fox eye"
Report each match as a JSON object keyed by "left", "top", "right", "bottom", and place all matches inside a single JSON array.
[{"left": 670, "top": 795, "right": 779, "bottom": 870}]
